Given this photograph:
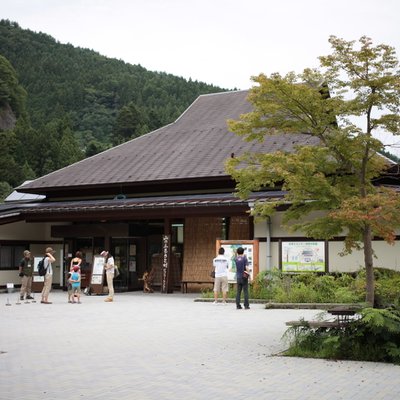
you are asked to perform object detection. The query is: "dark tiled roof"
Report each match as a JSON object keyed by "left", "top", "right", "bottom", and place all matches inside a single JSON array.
[
  {"left": 25, "top": 192, "right": 283, "bottom": 213},
  {"left": 0, "top": 191, "right": 286, "bottom": 224},
  {"left": 19, "top": 90, "right": 318, "bottom": 193}
]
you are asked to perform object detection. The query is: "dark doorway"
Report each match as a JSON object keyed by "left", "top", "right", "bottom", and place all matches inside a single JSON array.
[
  {"left": 63, "top": 237, "right": 105, "bottom": 288},
  {"left": 110, "top": 237, "right": 146, "bottom": 291}
]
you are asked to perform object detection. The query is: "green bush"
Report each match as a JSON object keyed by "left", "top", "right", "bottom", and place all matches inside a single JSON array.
[
  {"left": 333, "top": 287, "right": 361, "bottom": 303},
  {"left": 374, "top": 269, "right": 400, "bottom": 307},
  {"left": 202, "top": 267, "right": 399, "bottom": 305},
  {"left": 284, "top": 306, "right": 400, "bottom": 364}
]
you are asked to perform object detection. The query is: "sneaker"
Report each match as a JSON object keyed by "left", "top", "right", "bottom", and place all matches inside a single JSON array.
[
  {"left": 213, "top": 301, "right": 218, "bottom": 304},
  {"left": 222, "top": 301, "right": 227, "bottom": 305},
  {"left": 237, "top": 305, "right": 242, "bottom": 309},
  {"left": 26, "top": 295, "right": 34, "bottom": 300},
  {"left": 20, "top": 296, "right": 24, "bottom": 301},
  {"left": 104, "top": 298, "right": 113, "bottom": 302},
  {"left": 244, "top": 306, "right": 250, "bottom": 310}
]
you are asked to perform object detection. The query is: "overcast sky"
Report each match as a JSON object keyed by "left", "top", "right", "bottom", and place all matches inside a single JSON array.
[{"left": 2, "top": 0, "right": 400, "bottom": 153}]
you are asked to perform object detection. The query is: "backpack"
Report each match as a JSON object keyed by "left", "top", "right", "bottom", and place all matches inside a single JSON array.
[{"left": 38, "top": 257, "right": 47, "bottom": 276}]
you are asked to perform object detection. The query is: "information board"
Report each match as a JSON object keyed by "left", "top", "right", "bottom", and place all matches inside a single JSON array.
[
  {"left": 216, "top": 240, "right": 259, "bottom": 283},
  {"left": 90, "top": 255, "right": 105, "bottom": 294},
  {"left": 281, "top": 241, "right": 326, "bottom": 272}
]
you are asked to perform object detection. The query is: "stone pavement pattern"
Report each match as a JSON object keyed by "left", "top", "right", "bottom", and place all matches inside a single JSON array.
[{"left": 0, "top": 291, "right": 399, "bottom": 400}]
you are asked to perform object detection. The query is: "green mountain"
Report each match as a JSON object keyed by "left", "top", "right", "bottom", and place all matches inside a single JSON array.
[{"left": 0, "top": 19, "right": 226, "bottom": 197}]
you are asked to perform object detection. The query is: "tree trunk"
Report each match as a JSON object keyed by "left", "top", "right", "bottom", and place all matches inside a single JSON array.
[{"left": 363, "top": 224, "right": 375, "bottom": 306}]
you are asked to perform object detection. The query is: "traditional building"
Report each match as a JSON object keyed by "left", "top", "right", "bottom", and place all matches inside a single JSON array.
[{"left": 1, "top": 90, "right": 399, "bottom": 291}]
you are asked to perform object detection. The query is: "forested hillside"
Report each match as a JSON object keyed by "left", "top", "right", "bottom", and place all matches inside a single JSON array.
[{"left": 0, "top": 19, "right": 225, "bottom": 199}]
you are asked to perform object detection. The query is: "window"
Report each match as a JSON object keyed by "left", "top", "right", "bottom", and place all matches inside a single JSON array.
[{"left": 0, "top": 244, "right": 27, "bottom": 270}]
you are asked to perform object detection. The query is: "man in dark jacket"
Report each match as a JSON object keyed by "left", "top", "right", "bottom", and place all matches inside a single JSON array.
[{"left": 19, "top": 250, "right": 34, "bottom": 301}]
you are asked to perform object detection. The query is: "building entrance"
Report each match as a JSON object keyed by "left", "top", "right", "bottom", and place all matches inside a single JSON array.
[
  {"left": 60, "top": 219, "right": 184, "bottom": 292},
  {"left": 110, "top": 237, "right": 146, "bottom": 291}
]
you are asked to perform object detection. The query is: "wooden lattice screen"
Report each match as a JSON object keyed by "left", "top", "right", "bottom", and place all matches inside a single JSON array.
[
  {"left": 182, "top": 217, "right": 222, "bottom": 282},
  {"left": 228, "top": 216, "right": 250, "bottom": 240}
]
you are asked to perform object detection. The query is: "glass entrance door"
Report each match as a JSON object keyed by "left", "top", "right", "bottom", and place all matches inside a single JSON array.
[{"left": 111, "top": 237, "right": 146, "bottom": 291}]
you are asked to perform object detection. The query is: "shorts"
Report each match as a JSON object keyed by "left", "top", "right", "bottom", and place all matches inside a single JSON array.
[
  {"left": 71, "top": 285, "right": 81, "bottom": 294},
  {"left": 214, "top": 276, "right": 228, "bottom": 293}
]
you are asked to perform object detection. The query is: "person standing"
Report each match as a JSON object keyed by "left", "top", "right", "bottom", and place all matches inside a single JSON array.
[
  {"left": 41, "top": 247, "right": 56, "bottom": 304},
  {"left": 68, "top": 251, "right": 83, "bottom": 302},
  {"left": 101, "top": 250, "right": 115, "bottom": 302},
  {"left": 212, "top": 247, "right": 229, "bottom": 304},
  {"left": 70, "top": 251, "right": 82, "bottom": 271},
  {"left": 70, "top": 265, "right": 82, "bottom": 304},
  {"left": 235, "top": 247, "right": 250, "bottom": 310},
  {"left": 19, "top": 250, "right": 34, "bottom": 301}
]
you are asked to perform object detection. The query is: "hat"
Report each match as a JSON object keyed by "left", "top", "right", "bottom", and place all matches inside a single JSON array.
[
  {"left": 23, "top": 250, "right": 31, "bottom": 257},
  {"left": 100, "top": 251, "right": 108, "bottom": 257},
  {"left": 73, "top": 266, "right": 80, "bottom": 272}
]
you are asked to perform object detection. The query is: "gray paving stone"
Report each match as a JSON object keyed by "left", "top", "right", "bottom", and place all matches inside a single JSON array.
[{"left": 0, "top": 291, "right": 399, "bottom": 399}]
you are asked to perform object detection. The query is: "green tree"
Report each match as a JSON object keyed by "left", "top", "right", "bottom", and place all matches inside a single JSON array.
[
  {"left": 0, "top": 181, "right": 12, "bottom": 201},
  {"left": 0, "top": 130, "right": 24, "bottom": 186},
  {"left": 58, "top": 126, "right": 84, "bottom": 168},
  {"left": 84, "top": 139, "right": 108, "bottom": 157},
  {"left": 226, "top": 36, "right": 400, "bottom": 305},
  {"left": 19, "top": 117, "right": 84, "bottom": 177},
  {"left": 0, "top": 54, "right": 26, "bottom": 118},
  {"left": 0, "top": 19, "right": 223, "bottom": 152},
  {"left": 111, "top": 102, "right": 145, "bottom": 145}
]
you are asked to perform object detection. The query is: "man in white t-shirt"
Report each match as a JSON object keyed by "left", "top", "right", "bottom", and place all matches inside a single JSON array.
[{"left": 212, "top": 247, "right": 229, "bottom": 304}]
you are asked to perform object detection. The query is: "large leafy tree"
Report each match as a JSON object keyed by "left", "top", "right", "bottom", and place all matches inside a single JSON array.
[{"left": 226, "top": 36, "right": 400, "bottom": 305}]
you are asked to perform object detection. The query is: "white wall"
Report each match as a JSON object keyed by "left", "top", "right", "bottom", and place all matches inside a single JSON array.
[
  {"left": 0, "top": 221, "right": 48, "bottom": 240},
  {"left": 255, "top": 216, "right": 400, "bottom": 273},
  {"left": 329, "top": 241, "right": 400, "bottom": 273},
  {"left": 0, "top": 220, "right": 70, "bottom": 241},
  {"left": 0, "top": 221, "right": 65, "bottom": 286},
  {"left": 258, "top": 241, "right": 280, "bottom": 272}
]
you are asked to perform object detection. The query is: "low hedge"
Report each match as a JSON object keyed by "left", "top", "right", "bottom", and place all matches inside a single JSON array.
[{"left": 202, "top": 268, "right": 400, "bottom": 307}]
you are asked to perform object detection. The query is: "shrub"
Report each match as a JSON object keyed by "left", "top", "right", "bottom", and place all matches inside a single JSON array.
[
  {"left": 374, "top": 270, "right": 400, "bottom": 307},
  {"left": 284, "top": 306, "right": 400, "bottom": 364},
  {"left": 201, "top": 267, "right": 399, "bottom": 305}
]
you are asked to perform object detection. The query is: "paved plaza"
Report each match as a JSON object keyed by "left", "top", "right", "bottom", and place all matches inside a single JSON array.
[{"left": 1, "top": 290, "right": 399, "bottom": 400}]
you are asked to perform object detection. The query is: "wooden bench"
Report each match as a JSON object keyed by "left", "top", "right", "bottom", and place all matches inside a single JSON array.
[
  {"left": 327, "top": 306, "right": 360, "bottom": 324},
  {"left": 181, "top": 280, "right": 213, "bottom": 293},
  {"left": 286, "top": 320, "right": 343, "bottom": 329}
]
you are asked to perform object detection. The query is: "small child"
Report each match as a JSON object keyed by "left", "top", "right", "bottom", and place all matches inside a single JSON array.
[{"left": 70, "top": 265, "right": 81, "bottom": 304}]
